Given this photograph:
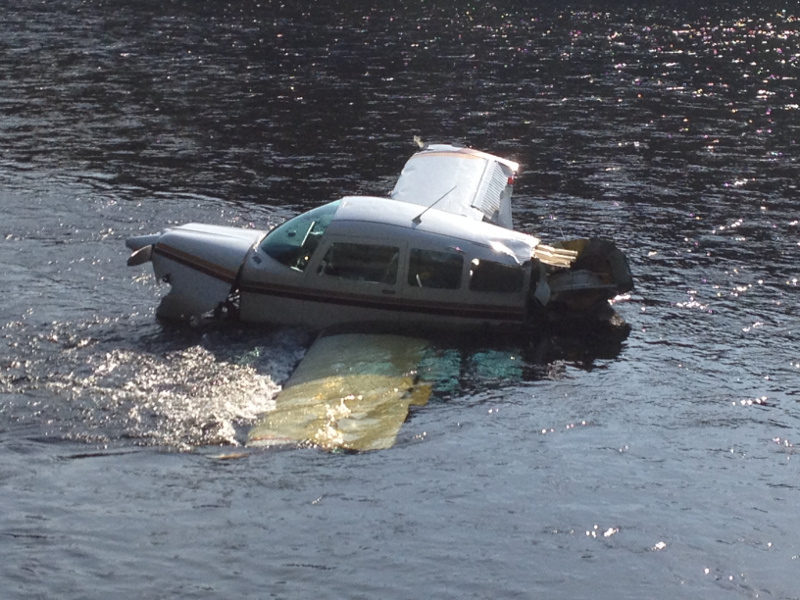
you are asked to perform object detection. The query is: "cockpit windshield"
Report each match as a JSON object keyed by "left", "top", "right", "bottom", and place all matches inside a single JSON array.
[{"left": 259, "top": 200, "right": 341, "bottom": 270}]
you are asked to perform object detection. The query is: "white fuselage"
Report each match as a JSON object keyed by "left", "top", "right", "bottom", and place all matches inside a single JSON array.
[
  {"left": 237, "top": 196, "right": 535, "bottom": 331},
  {"left": 125, "top": 145, "right": 632, "bottom": 330}
]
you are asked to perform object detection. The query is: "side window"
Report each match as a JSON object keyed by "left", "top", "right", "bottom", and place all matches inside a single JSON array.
[
  {"left": 319, "top": 243, "right": 399, "bottom": 284},
  {"left": 407, "top": 249, "right": 463, "bottom": 289},
  {"left": 469, "top": 259, "right": 524, "bottom": 293}
]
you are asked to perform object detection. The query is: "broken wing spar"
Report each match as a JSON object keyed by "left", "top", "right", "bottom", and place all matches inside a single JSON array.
[{"left": 532, "top": 244, "right": 579, "bottom": 268}]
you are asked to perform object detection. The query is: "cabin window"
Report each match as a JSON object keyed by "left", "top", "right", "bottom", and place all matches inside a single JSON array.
[
  {"left": 469, "top": 259, "right": 524, "bottom": 293},
  {"left": 407, "top": 249, "right": 463, "bottom": 289},
  {"left": 319, "top": 242, "right": 399, "bottom": 284},
  {"left": 259, "top": 200, "right": 341, "bottom": 270}
]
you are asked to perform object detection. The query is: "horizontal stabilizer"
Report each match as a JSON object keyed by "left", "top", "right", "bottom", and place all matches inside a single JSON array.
[{"left": 391, "top": 144, "right": 519, "bottom": 228}]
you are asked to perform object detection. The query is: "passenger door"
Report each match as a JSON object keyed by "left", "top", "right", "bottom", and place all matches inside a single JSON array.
[{"left": 303, "top": 236, "right": 406, "bottom": 330}]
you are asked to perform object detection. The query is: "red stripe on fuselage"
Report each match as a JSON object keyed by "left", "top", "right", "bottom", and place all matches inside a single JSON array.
[
  {"left": 240, "top": 281, "right": 525, "bottom": 322},
  {"left": 154, "top": 244, "right": 238, "bottom": 284}
]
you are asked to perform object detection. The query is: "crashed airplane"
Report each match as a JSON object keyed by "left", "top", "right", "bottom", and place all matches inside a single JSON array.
[
  {"left": 126, "top": 144, "right": 633, "bottom": 451},
  {"left": 126, "top": 144, "right": 632, "bottom": 333}
]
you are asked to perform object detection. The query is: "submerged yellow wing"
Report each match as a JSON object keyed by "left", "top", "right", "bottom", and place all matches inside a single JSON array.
[{"left": 247, "top": 333, "right": 431, "bottom": 451}]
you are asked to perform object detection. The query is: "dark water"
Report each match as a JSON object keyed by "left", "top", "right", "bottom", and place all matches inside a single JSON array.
[{"left": 2, "top": 2, "right": 799, "bottom": 598}]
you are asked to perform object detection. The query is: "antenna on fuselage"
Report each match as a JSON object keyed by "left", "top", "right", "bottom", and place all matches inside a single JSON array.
[{"left": 412, "top": 185, "right": 458, "bottom": 225}]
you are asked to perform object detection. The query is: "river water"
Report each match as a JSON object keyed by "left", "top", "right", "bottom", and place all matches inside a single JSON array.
[{"left": 1, "top": 1, "right": 799, "bottom": 598}]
